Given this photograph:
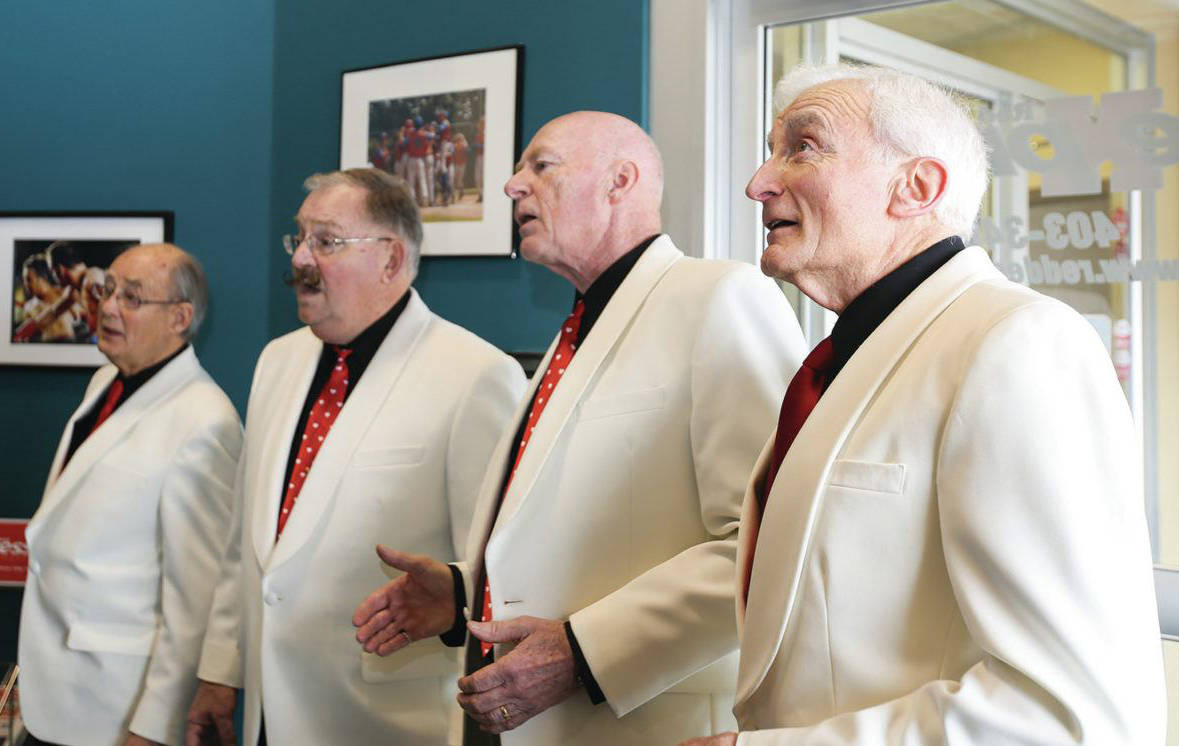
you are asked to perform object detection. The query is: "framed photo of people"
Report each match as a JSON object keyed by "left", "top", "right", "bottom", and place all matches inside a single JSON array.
[
  {"left": 0, "top": 212, "right": 173, "bottom": 367},
  {"left": 339, "top": 45, "right": 522, "bottom": 257}
]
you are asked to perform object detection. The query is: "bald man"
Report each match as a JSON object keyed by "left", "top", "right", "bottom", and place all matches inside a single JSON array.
[
  {"left": 354, "top": 111, "right": 807, "bottom": 746},
  {"left": 19, "top": 244, "right": 242, "bottom": 746}
]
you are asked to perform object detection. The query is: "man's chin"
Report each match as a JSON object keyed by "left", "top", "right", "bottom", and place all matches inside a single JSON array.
[{"left": 759, "top": 243, "right": 797, "bottom": 282}]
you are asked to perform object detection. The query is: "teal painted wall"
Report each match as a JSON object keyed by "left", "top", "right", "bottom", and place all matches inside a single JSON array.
[
  {"left": 266, "top": 0, "right": 649, "bottom": 346},
  {"left": 0, "top": 1, "right": 276, "bottom": 660}
]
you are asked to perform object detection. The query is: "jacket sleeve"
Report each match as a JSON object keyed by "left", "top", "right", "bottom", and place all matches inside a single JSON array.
[
  {"left": 195, "top": 435, "right": 250, "bottom": 689},
  {"left": 129, "top": 393, "right": 244, "bottom": 744},
  {"left": 569, "top": 267, "right": 807, "bottom": 717},
  {"left": 445, "top": 354, "right": 526, "bottom": 560},
  {"left": 736, "top": 302, "right": 1165, "bottom": 745}
]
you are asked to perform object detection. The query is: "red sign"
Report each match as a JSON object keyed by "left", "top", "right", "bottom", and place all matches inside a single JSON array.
[{"left": 0, "top": 520, "right": 28, "bottom": 587}]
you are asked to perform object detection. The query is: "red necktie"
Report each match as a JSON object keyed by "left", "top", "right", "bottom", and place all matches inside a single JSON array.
[
  {"left": 480, "top": 300, "right": 586, "bottom": 655},
  {"left": 759, "top": 337, "right": 835, "bottom": 512},
  {"left": 277, "top": 347, "right": 352, "bottom": 538},
  {"left": 90, "top": 379, "right": 124, "bottom": 434},
  {"left": 743, "top": 337, "right": 834, "bottom": 599}
]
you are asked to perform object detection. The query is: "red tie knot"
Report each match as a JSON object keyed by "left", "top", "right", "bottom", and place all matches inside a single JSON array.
[{"left": 803, "top": 336, "right": 835, "bottom": 374}]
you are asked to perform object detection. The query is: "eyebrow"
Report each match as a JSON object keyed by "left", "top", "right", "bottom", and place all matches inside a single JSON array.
[
  {"left": 295, "top": 217, "right": 344, "bottom": 232},
  {"left": 769, "top": 111, "right": 829, "bottom": 150},
  {"left": 108, "top": 276, "right": 142, "bottom": 290},
  {"left": 514, "top": 148, "right": 559, "bottom": 172}
]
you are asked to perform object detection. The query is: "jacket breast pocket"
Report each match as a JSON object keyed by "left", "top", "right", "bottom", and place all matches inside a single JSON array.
[
  {"left": 579, "top": 386, "right": 666, "bottom": 421},
  {"left": 67, "top": 621, "right": 156, "bottom": 657},
  {"left": 352, "top": 446, "right": 425, "bottom": 470},
  {"left": 826, "top": 459, "right": 906, "bottom": 495}
]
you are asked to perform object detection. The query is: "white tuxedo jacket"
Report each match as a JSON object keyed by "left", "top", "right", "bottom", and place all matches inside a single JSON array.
[
  {"left": 734, "top": 247, "right": 1165, "bottom": 745},
  {"left": 456, "top": 236, "right": 807, "bottom": 745},
  {"left": 197, "top": 290, "right": 525, "bottom": 746},
  {"left": 19, "top": 347, "right": 242, "bottom": 746}
]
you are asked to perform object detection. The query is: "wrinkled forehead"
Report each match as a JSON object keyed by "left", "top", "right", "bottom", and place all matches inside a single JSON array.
[
  {"left": 108, "top": 247, "right": 171, "bottom": 290},
  {"left": 772, "top": 79, "right": 873, "bottom": 142},
  {"left": 296, "top": 184, "right": 368, "bottom": 229},
  {"left": 522, "top": 117, "right": 597, "bottom": 163}
]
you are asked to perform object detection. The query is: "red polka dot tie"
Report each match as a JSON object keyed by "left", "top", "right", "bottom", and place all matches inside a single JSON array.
[
  {"left": 277, "top": 347, "right": 353, "bottom": 538},
  {"left": 479, "top": 300, "right": 585, "bottom": 655}
]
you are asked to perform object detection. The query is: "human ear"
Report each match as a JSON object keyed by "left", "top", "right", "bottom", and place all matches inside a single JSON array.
[
  {"left": 382, "top": 239, "right": 406, "bottom": 282},
  {"left": 171, "top": 302, "right": 194, "bottom": 337},
  {"left": 888, "top": 157, "right": 948, "bottom": 219},
  {"left": 607, "top": 161, "right": 640, "bottom": 204}
]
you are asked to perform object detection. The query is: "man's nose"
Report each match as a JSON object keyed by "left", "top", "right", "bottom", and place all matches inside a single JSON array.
[
  {"left": 504, "top": 172, "right": 529, "bottom": 200},
  {"left": 290, "top": 240, "right": 316, "bottom": 267},
  {"left": 98, "top": 290, "right": 120, "bottom": 320},
  {"left": 745, "top": 160, "right": 782, "bottom": 203}
]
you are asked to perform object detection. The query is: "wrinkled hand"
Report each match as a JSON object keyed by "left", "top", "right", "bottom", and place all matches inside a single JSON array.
[
  {"left": 185, "top": 680, "right": 236, "bottom": 746},
  {"left": 678, "top": 734, "right": 738, "bottom": 746},
  {"left": 353, "top": 545, "right": 456, "bottom": 655},
  {"left": 125, "top": 734, "right": 163, "bottom": 746},
  {"left": 457, "top": 616, "right": 580, "bottom": 734}
]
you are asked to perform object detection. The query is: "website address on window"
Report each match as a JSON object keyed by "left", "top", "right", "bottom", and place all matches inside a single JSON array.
[{"left": 1000, "top": 257, "right": 1179, "bottom": 285}]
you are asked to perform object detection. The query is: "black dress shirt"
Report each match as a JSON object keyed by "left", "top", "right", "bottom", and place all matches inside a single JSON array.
[
  {"left": 454, "top": 235, "right": 659, "bottom": 742},
  {"left": 826, "top": 235, "right": 965, "bottom": 387},
  {"left": 278, "top": 293, "right": 410, "bottom": 510},
  {"left": 64, "top": 344, "right": 189, "bottom": 465}
]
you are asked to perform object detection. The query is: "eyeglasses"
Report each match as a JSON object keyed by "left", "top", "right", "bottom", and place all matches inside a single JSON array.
[
  {"left": 99, "top": 279, "right": 185, "bottom": 310},
  {"left": 282, "top": 234, "right": 395, "bottom": 257}
]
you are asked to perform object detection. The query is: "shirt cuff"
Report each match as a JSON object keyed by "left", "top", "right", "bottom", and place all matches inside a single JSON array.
[
  {"left": 440, "top": 563, "right": 468, "bottom": 648},
  {"left": 564, "top": 620, "right": 605, "bottom": 705}
]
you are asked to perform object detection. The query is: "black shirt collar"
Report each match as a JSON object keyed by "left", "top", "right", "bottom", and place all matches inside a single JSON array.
[
  {"left": 575, "top": 234, "right": 660, "bottom": 346},
  {"left": 119, "top": 343, "right": 189, "bottom": 399},
  {"left": 333, "top": 290, "right": 411, "bottom": 370},
  {"left": 829, "top": 235, "right": 965, "bottom": 382}
]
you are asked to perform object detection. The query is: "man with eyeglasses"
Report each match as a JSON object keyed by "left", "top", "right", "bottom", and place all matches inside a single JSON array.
[
  {"left": 19, "top": 242, "right": 243, "bottom": 746},
  {"left": 187, "top": 168, "right": 524, "bottom": 746}
]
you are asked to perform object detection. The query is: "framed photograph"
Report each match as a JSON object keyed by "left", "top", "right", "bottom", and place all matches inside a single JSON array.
[
  {"left": 340, "top": 45, "right": 522, "bottom": 257},
  {"left": 0, "top": 212, "right": 173, "bottom": 367}
]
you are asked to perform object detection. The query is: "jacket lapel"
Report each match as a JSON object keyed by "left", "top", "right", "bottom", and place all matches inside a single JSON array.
[
  {"left": 249, "top": 330, "right": 321, "bottom": 569},
  {"left": 491, "top": 236, "right": 681, "bottom": 527},
  {"left": 735, "top": 246, "right": 1002, "bottom": 706},
  {"left": 30, "top": 348, "right": 202, "bottom": 534},
  {"left": 263, "top": 291, "right": 432, "bottom": 573},
  {"left": 463, "top": 335, "right": 556, "bottom": 583}
]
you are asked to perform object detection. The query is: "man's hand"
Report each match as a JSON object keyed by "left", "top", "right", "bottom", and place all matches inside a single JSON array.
[
  {"left": 678, "top": 734, "right": 738, "bottom": 746},
  {"left": 125, "top": 734, "right": 163, "bottom": 746},
  {"left": 456, "top": 616, "right": 580, "bottom": 734},
  {"left": 353, "top": 545, "right": 456, "bottom": 655},
  {"left": 185, "top": 680, "right": 237, "bottom": 746}
]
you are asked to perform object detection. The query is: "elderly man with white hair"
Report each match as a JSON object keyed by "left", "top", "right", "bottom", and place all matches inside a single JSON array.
[{"left": 682, "top": 64, "right": 1165, "bottom": 745}]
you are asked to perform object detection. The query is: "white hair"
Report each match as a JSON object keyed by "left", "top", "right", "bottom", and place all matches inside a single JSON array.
[{"left": 774, "top": 63, "right": 989, "bottom": 238}]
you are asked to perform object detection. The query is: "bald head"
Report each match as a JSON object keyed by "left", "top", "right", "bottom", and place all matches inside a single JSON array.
[
  {"left": 134, "top": 243, "right": 209, "bottom": 341},
  {"left": 551, "top": 111, "right": 664, "bottom": 216},
  {"left": 505, "top": 111, "right": 664, "bottom": 291},
  {"left": 98, "top": 242, "right": 207, "bottom": 376}
]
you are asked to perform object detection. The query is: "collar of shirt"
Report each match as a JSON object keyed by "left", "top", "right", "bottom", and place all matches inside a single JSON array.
[
  {"left": 327, "top": 290, "right": 411, "bottom": 385},
  {"left": 118, "top": 342, "right": 190, "bottom": 402},
  {"left": 829, "top": 235, "right": 966, "bottom": 383},
  {"left": 574, "top": 234, "right": 661, "bottom": 346}
]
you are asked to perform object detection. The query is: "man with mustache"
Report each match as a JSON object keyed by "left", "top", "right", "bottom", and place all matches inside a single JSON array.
[
  {"left": 187, "top": 168, "right": 524, "bottom": 745},
  {"left": 682, "top": 63, "right": 1164, "bottom": 745},
  {"left": 353, "top": 111, "right": 806, "bottom": 746},
  {"left": 20, "top": 242, "right": 242, "bottom": 746}
]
